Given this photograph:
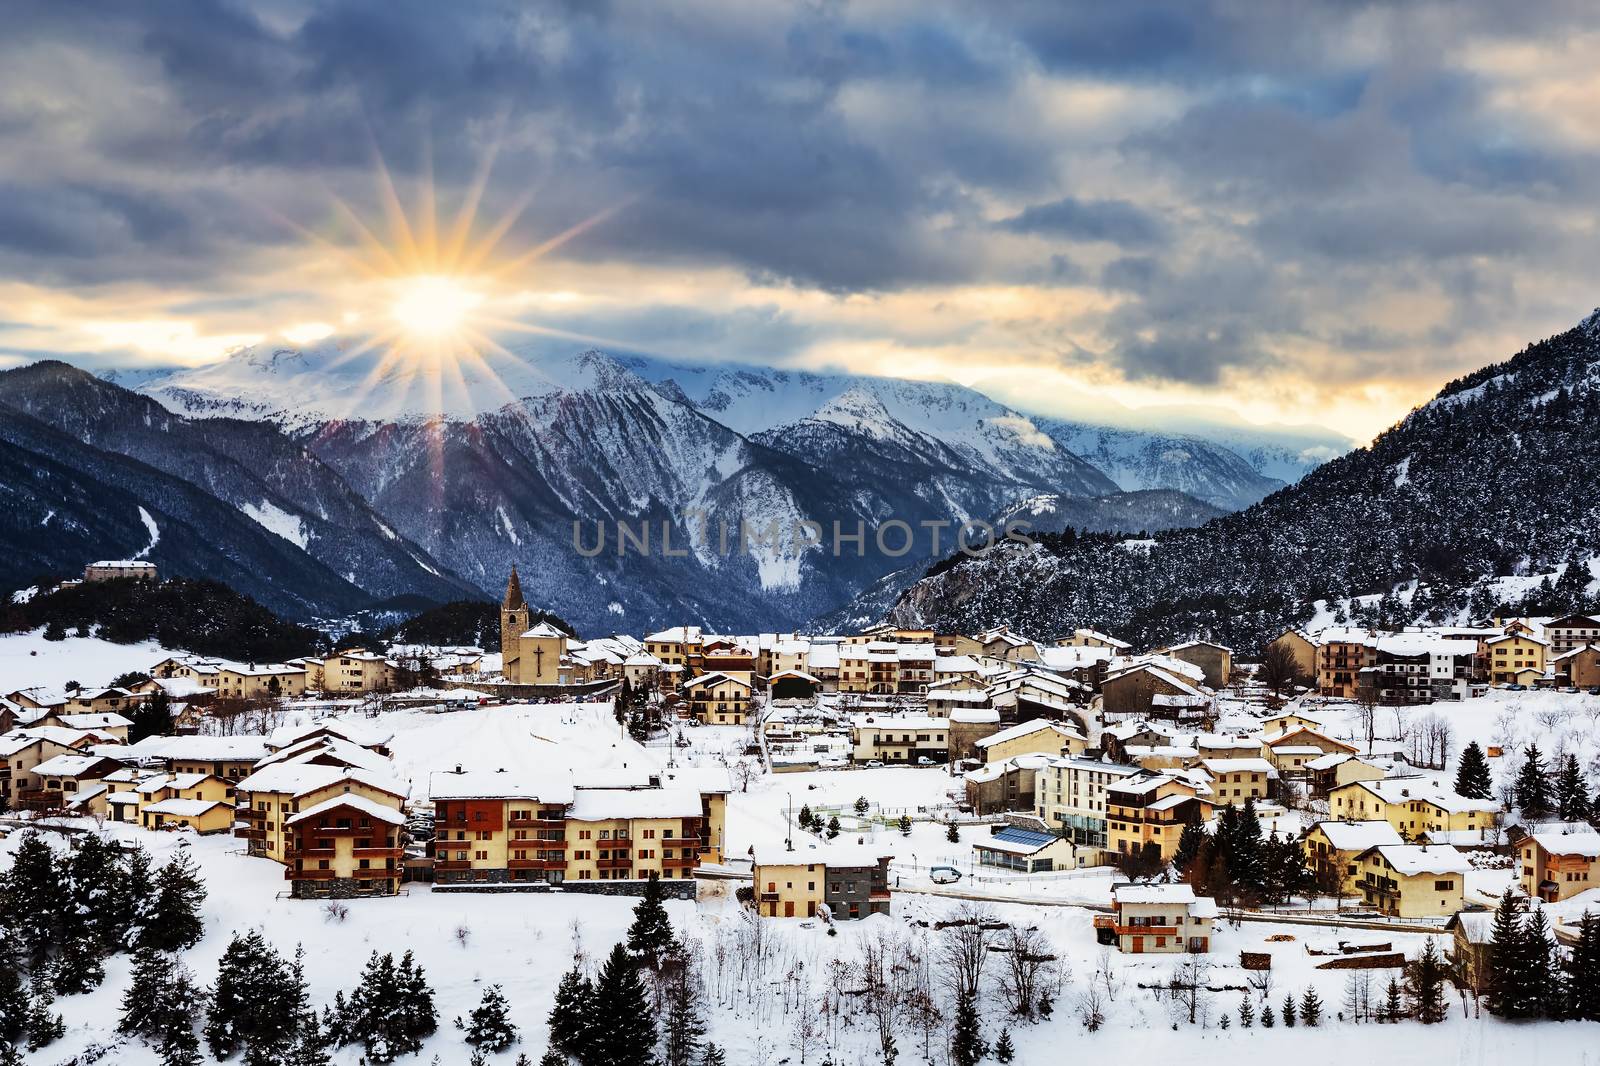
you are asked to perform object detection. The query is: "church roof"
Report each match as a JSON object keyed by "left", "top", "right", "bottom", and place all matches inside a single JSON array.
[{"left": 503, "top": 566, "right": 527, "bottom": 610}]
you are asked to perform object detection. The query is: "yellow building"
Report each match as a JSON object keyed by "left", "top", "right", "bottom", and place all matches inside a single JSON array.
[
  {"left": 851, "top": 715, "right": 949, "bottom": 764},
  {"left": 1262, "top": 727, "right": 1356, "bottom": 776},
  {"left": 321, "top": 649, "right": 397, "bottom": 693},
  {"left": 1483, "top": 632, "right": 1548, "bottom": 684},
  {"left": 973, "top": 719, "right": 1086, "bottom": 764},
  {"left": 1268, "top": 628, "right": 1318, "bottom": 682},
  {"left": 683, "top": 672, "right": 753, "bottom": 725},
  {"left": 1353, "top": 844, "right": 1468, "bottom": 917},
  {"left": 1198, "top": 758, "right": 1274, "bottom": 803},
  {"left": 234, "top": 764, "right": 408, "bottom": 863},
  {"left": 1094, "top": 883, "right": 1216, "bottom": 953},
  {"left": 284, "top": 794, "right": 407, "bottom": 899},
  {"left": 753, "top": 844, "right": 893, "bottom": 920},
  {"left": 1519, "top": 830, "right": 1600, "bottom": 902},
  {"left": 1105, "top": 774, "right": 1213, "bottom": 862},
  {"left": 1303, "top": 819, "right": 1403, "bottom": 889},
  {"left": 0, "top": 731, "right": 79, "bottom": 810},
  {"left": 1328, "top": 779, "right": 1498, "bottom": 838},
  {"left": 215, "top": 663, "right": 308, "bottom": 700}
]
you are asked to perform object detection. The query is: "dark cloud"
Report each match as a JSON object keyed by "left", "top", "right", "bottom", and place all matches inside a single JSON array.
[{"left": 999, "top": 196, "right": 1166, "bottom": 247}]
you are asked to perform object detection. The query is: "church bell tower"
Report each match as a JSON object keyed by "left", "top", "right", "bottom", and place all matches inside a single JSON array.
[{"left": 500, "top": 566, "right": 527, "bottom": 682}]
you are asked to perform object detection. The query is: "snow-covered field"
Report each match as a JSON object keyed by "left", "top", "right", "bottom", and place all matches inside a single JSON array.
[{"left": 0, "top": 629, "right": 181, "bottom": 694}]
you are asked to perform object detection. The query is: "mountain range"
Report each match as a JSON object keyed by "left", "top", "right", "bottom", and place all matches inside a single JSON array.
[
  {"left": 2, "top": 339, "right": 1343, "bottom": 633},
  {"left": 869, "top": 308, "right": 1600, "bottom": 653}
]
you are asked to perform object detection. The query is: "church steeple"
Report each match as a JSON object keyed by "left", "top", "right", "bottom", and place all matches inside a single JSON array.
[{"left": 503, "top": 565, "right": 527, "bottom": 610}]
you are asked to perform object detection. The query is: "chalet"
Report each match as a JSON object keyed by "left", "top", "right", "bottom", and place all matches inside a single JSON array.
[
  {"left": 975, "top": 627, "right": 1039, "bottom": 662},
  {"left": 1519, "top": 830, "right": 1600, "bottom": 902},
  {"left": 1305, "top": 752, "right": 1391, "bottom": 797},
  {"left": 1094, "top": 883, "right": 1216, "bottom": 953},
  {"left": 1303, "top": 820, "right": 1403, "bottom": 888},
  {"left": 851, "top": 716, "right": 949, "bottom": 764},
  {"left": 50, "top": 711, "right": 133, "bottom": 739},
  {"left": 267, "top": 718, "right": 394, "bottom": 757},
  {"left": 1315, "top": 628, "right": 1378, "bottom": 697},
  {"left": 1101, "top": 665, "right": 1212, "bottom": 721},
  {"left": 682, "top": 672, "right": 753, "bottom": 725},
  {"left": 27, "top": 753, "right": 125, "bottom": 810},
  {"left": 1353, "top": 844, "right": 1468, "bottom": 917},
  {"left": 0, "top": 730, "right": 79, "bottom": 809},
  {"left": 122, "top": 733, "right": 273, "bottom": 780},
  {"left": 1198, "top": 758, "right": 1275, "bottom": 803},
  {"left": 284, "top": 794, "right": 406, "bottom": 898},
  {"left": 1263, "top": 727, "right": 1357, "bottom": 777},
  {"left": 234, "top": 764, "right": 408, "bottom": 864},
  {"left": 753, "top": 844, "right": 892, "bottom": 920}
]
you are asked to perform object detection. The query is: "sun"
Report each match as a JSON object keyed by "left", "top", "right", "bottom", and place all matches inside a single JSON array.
[{"left": 389, "top": 274, "right": 483, "bottom": 340}]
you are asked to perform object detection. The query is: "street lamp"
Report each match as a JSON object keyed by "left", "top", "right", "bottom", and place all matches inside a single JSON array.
[{"left": 786, "top": 792, "right": 794, "bottom": 851}]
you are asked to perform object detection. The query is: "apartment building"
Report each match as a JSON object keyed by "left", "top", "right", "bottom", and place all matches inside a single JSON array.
[
  {"left": 1105, "top": 773, "right": 1213, "bottom": 862},
  {"left": 1328, "top": 778, "right": 1498, "bottom": 837},
  {"left": 1198, "top": 758, "right": 1274, "bottom": 803},
  {"left": 1316, "top": 628, "right": 1377, "bottom": 697},
  {"left": 283, "top": 794, "right": 406, "bottom": 899},
  {"left": 1303, "top": 819, "right": 1403, "bottom": 887},
  {"left": 1483, "top": 631, "right": 1548, "bottom": 684},
  {"left": 850, "top": 715, "right": 949, "bottom": 764},
  {"left": 683, "top": 672, "right": 753, "bottom": 725},
  {"left": 1544, "top": 615, "right": 1600, "bottom": 655},
  {"left": 234, "top": 764, "right": 408, "bottom": 863},
  {"left": 1034, "top": 756, "right": 1144, "bottom": 849},
  {"left": 754, "top": 844, "right": 892, "bottom": 919}
]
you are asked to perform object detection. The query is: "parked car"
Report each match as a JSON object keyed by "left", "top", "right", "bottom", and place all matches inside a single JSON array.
[
  {"left": 865, "top": 760, "right": 884, "bottom": 768},
  {"left": 930, "top": 866, "right": 962, "bottom": 884},
  {"left": 915, "top": 756, "right": 935, "bottom": 766},
  {"left": 1506, "top": 683, "right": 1527, "bottom": 691},
  {"left": 1589, "top": 686, "right": 1600, "bottom": 696}
]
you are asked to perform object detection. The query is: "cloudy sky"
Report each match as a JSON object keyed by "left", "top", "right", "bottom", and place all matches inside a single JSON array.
[{"left": 2, "top": 0, "right": 1598, "bottom": 440}]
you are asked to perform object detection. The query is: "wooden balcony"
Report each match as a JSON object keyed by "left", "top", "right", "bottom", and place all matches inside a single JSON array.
[
  {"left": 661, "top": 856, "right": 699, "bottom": 870},
  {"left": 596, "top": 857, "right": 633, "bottom": 870},
  {"left": 353, "top": 846, "right": 401, "bottom": 859},
  {"left": 1112, "top": 924, "right": 1177, "bottom": 936},
  {"left": 434, "top": 858, "right": 473, "bottom": 871}
]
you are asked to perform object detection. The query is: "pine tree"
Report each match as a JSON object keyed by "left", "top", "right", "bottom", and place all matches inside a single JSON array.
[
  {"left": 1485, "top": 889, "right": 1528, "bottom": 1018},
  {"left": 660, "top": 966, "right": 705, "bottom": 1066},
  {"left": 1567, "top": 911, "right": 1600, "bottom": 1022},
  {"left": 1555, "top": 754, "right": 1591, "bottom": 821},
  {"left": 1515, "top": 744, "right": 1552, "bottom": 818},
  {"left": 206, "top": 929, "right": 303, "bottom": 1064},
  {"left": 113, "top": 845, "right": 157, "bottom": 949},
  {"left": 0, "top": 951, "right": 26, "bottom": 1048},
  {"left": 119, "top": 948, "right": 179, "bottom": 1038},
  {"left": 1259, "top": 1001, "right": 1275, "bottom": 1028},
  {"left": 548, "top": 965, "right": 595, "bottom": 1062},
  {"left": 1172, "top": 816, "right": 1207, "bottom": 880},
  {"left": 1300, "top": 987, "right": 1323, "bottom": 1027},
  {"left": 994, "top": 1029, "right": 1015, "bottom": 1064},
  {"left": 332, "top": 950, "right": 438, "bottom": 1064},
  {"left": 826, "top": 816, "right": 841, "bottom": 840},
  {"left": 24, "top": 979, "right": 64, "bottom": 1052},
  {"left": 1524, "top": 907, "right": 1562, "bottom": 1020},
  {"left": 1, "top": 832, "right": 65, "bottom": 970},
  {"left": 854, "top": 796, "right": 870, "bottom": 816},
  {"left": 1454, "top": 741, "right": 1493, "bottom": 799},
  {"left": 1405, "top": 939, "right": 1449, "bottom": 1024},
  {"left": 946, "top": 821, "right": 959, "bottom": 843},
  {"left": 588, "top": 944, "right": 656, "bottom": 1066},
  {"left": 51, "top": 927, "right": 106, "bottom": 995},
  {"left": 699, "top": 1045, "right": 726, "bottom": 1066},
  {"left": 289, "top": 1009, "right": 333, "bottom": 1066},
  {"left": 159, "top": 1023, "right": 203, "bottom": 1066},
  {"left": 457, "top": 984, "right": 518, "bottom": 1051},
  {"left": 627, "top": 874, "right": 679, "bottom": 970},
  {"left": 145, "top": 847, "right": 206, "bottom": 952},
  {"left": 1280, "top": 992, "right": 1296, "bottom": 1027},
  {"left": 950, "top": 992, "right": 984, "bottom": 1066},
  {"left": 1382, "top": 978, "right": 1404, "bottom": 1022},
  {"left": 897, "top": 814, "right": 912, "bottom": 836},
  {"left": 62, "top": 832, "right": 122, "bottom": 959},
  {"left": 1237, "top": 996, "right": 1253, "bottom": 1028},
  {"left": 799, "top": 804, "right": 814, "bottom": 830}
]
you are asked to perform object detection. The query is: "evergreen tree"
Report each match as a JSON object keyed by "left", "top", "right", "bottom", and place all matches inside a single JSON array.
[
  {"left": 1280, "top": 992, "right": 1296, "bottom": 1027},
  {"left": 1485, "top": 889, "right": 1529, "bottom": 1018},
  {"left": 130, "top": 688, "right": 175, "bottom": 743},
  {"left": 145, "top": 847, "right": 206, "bottom": 952},
  {"left": 112, "top": 844, "right": 157, "bottom": 949},
  {"left": 159, "top": 1023, "right": 204, "bottom": 1066},
  {"left": 1237, "top": 995, "right": 1253, "bottom": 1028},
  {"left": 798, "top": 804, "right": 814, "bottom": 830},
  {"left": 627, "top": 874, "right": 679, "bottom": 970},
  {"left": 1259, "top": 1001, "right": 1275, "bottom": 1028},
  {"left": 949, "top": 992, "right": 984, "bottom": 1066},
  {"left": 1454, "top": 741, "right": 1493, "bottom": 799},
  {"left": 1405, "top": 939, "right": 1449, "bottom": 1024},
  {"left": 1515, "top": 745, "right": 1552, "bottom": 818},
  {"left": 0, "top": 950, "right": 26, "bottom": 1047},
  {"left": 289, "top": 1008, "right": 333, "bottom": 1066},
  {"left": 1524, "top": 907, "right": 1563, "bottom": 1020},
  {"left": 946, "top": 821, "right": 959, "bottom": 844},
  {"left": 332, "top": 950, "right": 438, "bottom": 1064},
  {"left": 1, "top": 832, "right": 65, "bottom": 969},
  {"left": 660, "top": 966, "right": 705, "bottom": 1066},
  {"left": 1567, "top": 911, "right": 1600, "bottom": 1022},
  {"left": 994, "top": 1029, "right": 1015, "bottom": 1064},
  {"left": 205, "top": 930, "right": 302, "bottom": 1064},
  {"left": 588, "top": 944, "right": 656, "bottom": 1066},
  {"left": 62, "top": 832, "right": 122, "bottom": 958},
  {"left": 826, "top": 816, "right": 841, "bottom": 840},
  {"left": 24, "top": 979, "right": 64, "bottom": 1052},
  {"left": 120, "top": 949, "right": 190, "bottom": 1040},
  {"left": 700, "top": 1045, "right": 726, "bottom": 1066},
  {"left": 854, "top": 796, "right": 870, "bottom": 816},
  {"left": 1300, "top": 987, "right": 1323, "bottom": 1027},
  {"left": 51, "top": 927, "right": 105, "bottom": 995},
  {"left": 457, "top": 984, "right": 518, "bottom": 1051},
  {"left": 1555, "top": 754, "right": 1591, "bottom": 822},
  {"left": 1172, "top": 816, "right": 1207, "bottom": 880},
  {"left": 1382, "top": 978, "right": 1404, "bottom": 1022},
  {"left": 898, "top": 814, "right": 912, "bottom": 836},
  {"left": 548, "top": 965, "right": 595, "bottom": 1062}
]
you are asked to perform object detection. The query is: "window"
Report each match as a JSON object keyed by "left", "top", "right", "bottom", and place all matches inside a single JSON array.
[{"left": 1433, "top": 879, "right": 1454, "bottom": 891}]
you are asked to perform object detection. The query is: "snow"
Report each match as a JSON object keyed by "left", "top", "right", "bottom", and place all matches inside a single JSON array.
[
  {"left": 285, "top": 793, "right": 407, "bottom": 826},
  {"left": 239, "top": 499, "right": 311, "bottom": 549},
  {"left": 0, "top": 629, "right": 182, "bottom": 693},
  {"left": 133, "top": 505, "right": 160, "bottom": 558}
]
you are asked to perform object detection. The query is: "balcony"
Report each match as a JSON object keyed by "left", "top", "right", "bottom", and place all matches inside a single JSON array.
[
  {"left": 661, "top": 856, "right": 698, "bottom": 870},
  {"left": 434, "top": 858, "right": 473, "bottom": 871},
  {"left": 1112, "top": 924, "right": 1177, "bottom": 936},
  {"left": 596, "top": 857, "right": 633, "bottom": 870},
  {"left": 353, "top": 846, "right": 400, "bottom": 859}
]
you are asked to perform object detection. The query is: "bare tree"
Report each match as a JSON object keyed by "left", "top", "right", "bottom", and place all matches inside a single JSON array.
[
  {"left": 1167, "top": 950, "right": 1213, "bottom": 1026},
  {"left": 791, "top": 992, "right": 824, "bottom": 1066},
  {"left": 997, "top": 926, "right": 1054, "bottom": 1020},
  {"left": 937, "top": 905, "right": 995, "bottom": 1000},
  {"left": 861, "top": 928, "right": 912, "bottom": 1065},
  {"left": 1076, "top": 982, "right": 1106, "bottom": 1031}
]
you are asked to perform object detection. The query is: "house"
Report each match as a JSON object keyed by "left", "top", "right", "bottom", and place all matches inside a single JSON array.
[
  {"left": 1160, "top": 641, "right": 1233, "bottom": 689},
  {"left": 284, "top": 794, "right": 407, "bottom": 899},
  {"left": 1305, "top": 752, "right": 1391, "bottom": 797},
  {"left": 753, "top": 844, "right": 892, "bottom": 919},
  {"left": 1303, "top": 820, "right": 1403, "bottom": 890},
  {"left": 51, "top": 711, "right": 134, "bottom": 739},
  {"left": 1101, "top": 665, "right": 1212, "bottom": 721},
  {"left": 943, "top": 702, "right": 1001, "bottom": 762},
  {"left": 0, "top": 730, "right": 79, "bottom": 810},
  {"left": 1105, "top": 773, "right": 1213, "bottom": 862},
  {"left": 1519, "top": 830, "right": 1600, "bottom": 902},
  {"left": 1329, "top": 779, "right": 1499, "bottom": 838},
  {"left": 1552, "top": 643, "right": 1600, "bottom": 688},
  {"left": 1263, "top": 727, "right": 1357, "bottom": 777},
  {"left": 1198, "top": 758, "right": 1275, "bottom": 803},
  {"left": 682, "top": 672, "right": 753, "bottom": 725},
  {"left": 140, "top": 797, "right": 234, "bottom": 833},
  {"left": 1353, "top": 844, "right": 1468, "bottom": 917},
  {"left": 974, "top": 822, "right": 1094, "bottom": 872},
  {"left": 1543, "top": 615, "right": 1600, "bottom": 655},
  {"left": 1060, "top": 628, "right": 1131, "bottom": 653},
  {"left": 851, "top": 716, "right": 949, "bottom": 764},
  {"left": 320, "top": 649, "right": 397, "bottom": 693},
  {"left": 213, "top": 663, "right": 308, "bottom": 700},
  {"left": 1094, "top": 883, "right": 1217, "bottom": 953},
  {"left": 973, "top": 719, "right": 1085, "bottom": 764},
  {"left": 1483, "top": 631, "right": 1548, "bottom": 685},
  {"left": 975, "top": 627, "right": 1039, "bottom": 662},
  {"left": 964, "top": 753, "right": 1051, "bottom": 815},
  {"left": 122, "top": 733, "right": 274, "bottom": 780},
  {"left": 1315, "top": 628, "right": 1378, "bottom": 697},
  {"left": 27, "top": 753, "right": 126, "bottom": 810},
  {"left": 84, "top": 560, "right": 158, "bottom": 582},
  {"left": 233, "top": 764, "right": 408, "bottom": 864},
  {"left": 1448, "top": 907, "right": 1525, "bottom": 993},
  {"left": 1034, "top": 756, "right": 1144, "bottom": 850},
  {"left": 1267, "top": 629, "right": 1318, "bottom": 683}
]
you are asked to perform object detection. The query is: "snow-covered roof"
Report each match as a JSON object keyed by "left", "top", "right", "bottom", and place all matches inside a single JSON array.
[
  {"left": 1198, "top": 758, "right": 1274, "bottom": 775},
  {"left": 1165, "top": 639, "right": 1232, "bottom": 654},
  {"left": 1311, "top": 820, "right": 1403, "bottom": 851},
  {"left": 31, "top": 753, "right": 118, "bottom": 777},
  {"left": 57, "top": 712, "right": 134, "bottom": 729},
  {"left": 428, "top": 767, "right": 576, "bottom": 804},
  {"left": 568, "top": 787, "right": 705, "bottom": 821},
  {"left": 754, "top": 843, "right": 893, "bottom": 868},
  {"left": 855, "top": 715, "right": 948, "bottom": 731},
  {"left": 1113, "top": 883, "right": 1196, "bottom": 904},
  {"left": 234, "top": 763, "right": 405, "bottom": 799},
  {"left": 1365, "top": 844, "right": 1470, "bottom": 876},
  {"left": 948, "top": 707, "right": 1002, "bottom": 724},
  {"left": 1072, "top": 628, "right": 1130, "bottom": 649},
  {"left": 974, "top": 719, "right": 1083, "bottom": 749},
  {"left": 124, "top": 734, "right": 272, "bottom": 762},
  {"left": 286, "top": 793, "right": 406, "bottom": 826},
  {"left": 1529, "top": 830, "right": 1600, "bottom": 858},
  {"left": 142, "top": 798, "right": 226, "bottom": 818}
]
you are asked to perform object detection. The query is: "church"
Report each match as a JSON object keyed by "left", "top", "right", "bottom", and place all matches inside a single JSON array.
[{"left": 500, "top": 567, "right": 568, "bottom": 686}]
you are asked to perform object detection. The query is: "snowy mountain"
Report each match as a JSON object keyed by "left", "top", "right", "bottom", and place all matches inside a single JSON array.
[{"left": 873, "top": 308, "right": 1600, "bottom": 652}]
